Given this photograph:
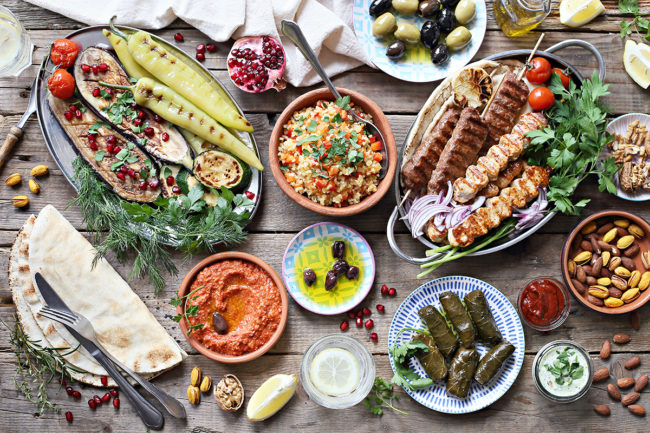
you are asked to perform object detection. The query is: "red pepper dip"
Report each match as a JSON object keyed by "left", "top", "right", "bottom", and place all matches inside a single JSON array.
[
  {"left": 187, "top": 259, "right": 282, "bottom": 356},
  {"left": 519, "top": 278, "right": 568, "bottom": 329}
]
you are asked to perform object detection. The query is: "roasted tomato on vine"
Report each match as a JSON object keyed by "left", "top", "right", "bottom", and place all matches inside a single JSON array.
[
  {"left": 50, "top": 39, "right": 79, "bottom": 68},
  {"left": 47, "top": 69, "right": 76, "bottom": 99},
  {"left": 526, "top": 57, "right": 552, "bottom": 84},
  {"left": 528, "top": 86, "right": 555, "bottom": 111},
  {"left": 552, "top": 68, "right": 571, "bottom": 89}
]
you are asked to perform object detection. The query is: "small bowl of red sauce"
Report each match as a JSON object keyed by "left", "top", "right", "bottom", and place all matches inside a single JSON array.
[{"left": 517, "top": 277, "right": 570, "bottom": 331}]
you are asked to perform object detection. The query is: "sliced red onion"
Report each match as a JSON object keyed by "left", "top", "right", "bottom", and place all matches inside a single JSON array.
[{"left": 514, "top": 187, "right": 548, "bottom": 230}]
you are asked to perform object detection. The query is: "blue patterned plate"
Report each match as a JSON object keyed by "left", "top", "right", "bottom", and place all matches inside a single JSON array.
[
  {"left": 388, "top": 276, "right": 525, "bottom": 413},
  {"left": 352, "top": 0, "right": 487, "bottom": 83},
  {"left": 282, "top": 222, "right": 375, "bottom": 315}
]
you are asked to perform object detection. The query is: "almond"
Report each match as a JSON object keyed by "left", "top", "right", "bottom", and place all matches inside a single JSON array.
[
  {"left": 635, "top": 375, "right": 648, "bottom": 392},
  {"left": 597, "top": 222, "right": 615, "bottom": 235},
  {"left": 572, "top": 279, "right": 586, "bottom": 295},
  {"left": 593, "top": 404, "right": 611, "bottom": 416},
  {"left": 608, "top": 383, "right": 621, "bottom": 401},
  {"left": 613, "top": 333, "right": 631, "bottom": 344},
  {"left": 624, "top": 243, "right": 641, "bottom": 258},
  {"left": 618, "top": 377, "right": 636, "bottom": 389},
  {"left": 631, "top": 311, "right": 641, "bottom": 330},
  {"left": 594, "top": 367, "right": 611, "bottom": 383},
  {"left": 628, "top": 404, "right": 646, "bottom": 416},
  {"left": 600, "top": 340, "right": 611, "bottom": 359},
  {"left": 624, "top": 356, "right": 641, "bottom": 370},
  {"left": 622, "top": 392, "right": 641, "bottom": 406}
]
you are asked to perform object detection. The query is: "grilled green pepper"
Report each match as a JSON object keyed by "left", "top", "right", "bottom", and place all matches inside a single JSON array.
[
  {"left": 103, "top": 29, "right": 154, "bottom": 80},
  {"left": 102, "top": 78, "right": 263, "bottom": 171},
  {"left": 125, "top": 30, "right": 253, "bottom": 133}
]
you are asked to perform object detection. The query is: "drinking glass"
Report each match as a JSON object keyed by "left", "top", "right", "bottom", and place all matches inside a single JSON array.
[{"left": 0, "top": 5, "right": 33, "bottom": 78}]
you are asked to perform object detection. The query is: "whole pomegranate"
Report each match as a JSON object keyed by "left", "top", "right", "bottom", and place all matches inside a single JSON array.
[{"left": 227, "top": 36, "right": 286, "bottom": 93}]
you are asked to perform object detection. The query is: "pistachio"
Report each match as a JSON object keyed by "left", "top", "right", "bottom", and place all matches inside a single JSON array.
[
  {"left": 622, "top": 288, "right": 640, "bottom": 303},
  {"left": 574, "top": 251, "right": 592, "bottom": 265},
  {"left": 604, "top": 297, "right": 624, "bottom": 308},
  {"left": 602, "top": 251, "right": 611, "bottom": 266},
  {"left": 30, "top": 164, "right": 49, "bottom": 177},
  {"left": 588, "top": 285, "right": 609, "bottom": 299},
  {"left": 628, "top": 224, "right": 645, "bottom": 239},
  {"left": 629, "top": 270, "right": 641, "bottom": 288},
  {"left": 639, "top": 271, "right": 650, "bottom": 291},
  {"left": 611, "top": 275, "right": 628, "bottom": 291},
  {"left": 642, "top": 251, "right": 650, "bottom": 270},
  {"left": 609, "top": 256, "right": 622, "bottom": 271},
  {"left": 581, "top": 221, "right": 598, "bottom": 234},
  {"left": 618, "top": 235, "right": 635, "bottom": 250},
  {"left": 187, "top": 385, "right": 200, "bottom": 404},
  {"left": 615, "top": 266, "right": 632, "bottom": 278},
  {"left": 567, "top": 259, "right": 577, "bottom": 277},
  {"left": 614, "top": 218, "right": 631, "bottom": 228},
  {"left": 28, "top": 179, "right": 40, "bottom": 194},
  {"left": 5, "top": 173, "right": 21, "bottom": 186},
  {"left": 190, "top": 366, "right": 202, "bottom": 387},
  {"left": 12, "top": 195, "right": 29, "bottom": 207},
  {"left": 602, "top": 228, "right": 618, "bottom": 243},
  {"left": 200, "top": 375, "right": 212, "bottom": 393},
  {"left": 597, "top": 277, "right": 611, "bottom": 286}
]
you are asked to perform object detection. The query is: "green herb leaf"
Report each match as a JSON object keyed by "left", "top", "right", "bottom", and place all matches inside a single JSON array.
[
  {"left": 335, "top": 95, "right": 351, "bottom": 110},
  {"left": 363, "top": 377, "right": 408, "bottom": 416},
  {"left": 307, "top": 120, "right": 318, "bottom": 132},
  {"left": 94, "top": 150, "right": 105, "bottom": 162}
]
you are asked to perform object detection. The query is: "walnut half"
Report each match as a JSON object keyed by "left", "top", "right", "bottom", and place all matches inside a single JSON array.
[{"left": 214, "top": 374, "right": 244, "bottom": 412}]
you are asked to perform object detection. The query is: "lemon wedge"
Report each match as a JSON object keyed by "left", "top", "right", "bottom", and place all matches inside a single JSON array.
[
  {"left": 246, "top": 374, "right": 297, "bottom": 422},
  {"left": 559, "top": 0, "right": 605, "bottom": 27},
  {"left": 624, "top": 40, "right": 650, "bottom": 89},
  {"left": 309, "top": 347, "right": 360, "bottom": 396}
]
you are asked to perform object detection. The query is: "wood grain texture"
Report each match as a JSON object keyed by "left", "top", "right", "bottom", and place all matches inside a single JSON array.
[{"left": 1, "top": 1, "right": 650, "bottom": 432}]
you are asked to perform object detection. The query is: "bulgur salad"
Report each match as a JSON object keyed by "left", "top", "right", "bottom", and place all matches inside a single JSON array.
[{"left": 278, "top": 96, "right": 383, "bottom": 207}]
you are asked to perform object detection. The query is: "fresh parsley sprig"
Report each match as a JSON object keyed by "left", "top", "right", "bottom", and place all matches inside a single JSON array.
[
  {"left": 389, "top": 328, "right": 435, "bottom": 391},
  {"left": 543, "top": 347, "right": 584, "bottom": 386},
  {"left": 364, "top": 377, "right": 408, "bottom": 416},
  {"left": 170, "top": 285, "right": 205, "bottom": 336},
  {"left": 619, "top": 0, "right": 650, "bottom": 42}
]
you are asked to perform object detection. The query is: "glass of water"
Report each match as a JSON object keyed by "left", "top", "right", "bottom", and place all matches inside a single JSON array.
[{"left": 0, "top": 5, "right": 33, "bottom": 78}]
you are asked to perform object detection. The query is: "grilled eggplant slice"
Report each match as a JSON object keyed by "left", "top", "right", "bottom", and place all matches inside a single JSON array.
[
  {"left": 159, "top": 164, "right": 219, "bottom": 206},
  {"left": 48, "top": 93, "right": 160, "bottom": 203},
  {"left": 74, "top": 47, "right": 193, "bottom": 169},
  {"left": 193, "top": 150, "right": 251, "bottom": 192}
]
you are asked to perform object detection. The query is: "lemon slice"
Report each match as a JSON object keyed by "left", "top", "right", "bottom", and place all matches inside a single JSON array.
[
  {"left": 309, "top": 347, "right": 360, "bottom": 396},
  {"left": 559, "top": 0, "right": 605, "bottom": 27},
  {"left": 624, "top": 40, "right": 650, "bottom": 89},
  {"left": 246, "top": 374, "right": 297, "bottom": 422}
]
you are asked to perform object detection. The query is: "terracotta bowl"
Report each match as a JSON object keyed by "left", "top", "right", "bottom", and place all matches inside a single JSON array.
[
  {"left": 269, "top": 87, "right": 397, "bottom": 216},
  {"left": 561, "top": 210, "right": 650, "bottom": 315},
  {"left": 177, "top": 252, "right": 288, "bottom": 363}
]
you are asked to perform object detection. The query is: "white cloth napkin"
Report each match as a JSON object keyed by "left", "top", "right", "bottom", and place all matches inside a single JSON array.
[{"left": 25, "top": 0, "right": 372, "bottom": 87}]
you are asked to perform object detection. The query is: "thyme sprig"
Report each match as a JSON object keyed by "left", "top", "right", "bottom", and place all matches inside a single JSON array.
[{"left": 4, "top": 317, "right": 81, "bottom": 414}]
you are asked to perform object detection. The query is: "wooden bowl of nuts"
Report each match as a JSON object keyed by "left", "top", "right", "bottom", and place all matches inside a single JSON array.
[{"left": 561, "top": 210, "right": 650, "bottom": 314}]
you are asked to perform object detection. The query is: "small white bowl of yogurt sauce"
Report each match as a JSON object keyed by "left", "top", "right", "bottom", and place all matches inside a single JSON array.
[{"left": 533, "top": 340, "right": 594, "bottom": 403}]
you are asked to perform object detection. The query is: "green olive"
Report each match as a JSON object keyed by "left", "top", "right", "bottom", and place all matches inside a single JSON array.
[
  {"left": 394, "top": 22, "right": 421, "bottom": 44},
  {"left": 392, "top": 0, "right": 419, "bottom": 15},
  {"left": 455, "top": 0, "right": 476, "bottom": 25},
  {"left": 445, "top": 26, "right": 472, "bottom": 50},
  {"left": 372, "top": 12, "right": 397, "bottom": 38}
]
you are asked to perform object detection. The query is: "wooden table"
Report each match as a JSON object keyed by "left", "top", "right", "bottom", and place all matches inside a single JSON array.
[{"left": 1, "top": 1, "right": 649, "bottom": 431}]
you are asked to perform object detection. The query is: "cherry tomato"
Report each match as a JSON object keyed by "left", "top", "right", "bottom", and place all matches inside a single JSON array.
[
  {"left": 552, "top": 68, "right": 571, "bottom": 89},
  {"left": 50, "top": 39, "right": 79, "bottom": 68},
  {"left": 528, "top": 87, "right": 555, "bottom": 111},
  {"left": 47, "top": 69, "right": 76, "bottom": 99},
  {"left": 525, "top": 57, "right": 552, "bottom": 84}
]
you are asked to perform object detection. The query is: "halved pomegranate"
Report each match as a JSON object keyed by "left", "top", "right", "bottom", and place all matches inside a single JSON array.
[{"left": 227, "top": 36, "right": 286, "bottom": 93}]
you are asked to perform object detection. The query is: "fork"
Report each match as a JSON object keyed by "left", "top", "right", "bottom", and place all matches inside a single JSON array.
[{"left": 39, "top": 306, "right": 186, "bottom": 419}]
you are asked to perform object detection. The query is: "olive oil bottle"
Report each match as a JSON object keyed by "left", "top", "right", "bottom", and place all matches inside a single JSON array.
[{"left": 493, "top": 0, "right": 551, "bottom": 37}]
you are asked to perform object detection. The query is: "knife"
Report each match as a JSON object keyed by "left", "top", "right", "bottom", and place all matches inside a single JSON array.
[
  {"left": 34, "top": 273, "right": 165, "bottom": 430},
  {"left": 1, "top": 77, "right": 37, "bottom": 170}
]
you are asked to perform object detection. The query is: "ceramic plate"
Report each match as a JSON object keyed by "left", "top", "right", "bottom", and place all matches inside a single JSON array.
[
  {"left": 388, "top": 276, "right": 525, "bottom": 414},
  {"left": 282, "top": 222, "right": 375, "bottom": 315},
  {"left": 352, "top": 0, "right": 487, "bottom": 83},
  {"left": 601, "top": 113, "right": 650, "bottom": 202}
]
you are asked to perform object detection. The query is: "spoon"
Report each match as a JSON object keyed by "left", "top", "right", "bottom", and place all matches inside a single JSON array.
[{"left": 280, "top": 20, "right": 389, "bottom": 179}]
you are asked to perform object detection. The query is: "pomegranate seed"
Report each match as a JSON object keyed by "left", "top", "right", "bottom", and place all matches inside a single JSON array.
[
  {"left": 139, "top": 181, "right": 148, "bottom": 190},
  {"left": 381, "top": 284, "right": 388, "bottom": 295},
  {"left": 174, "top": 32, "right": 184, "bottom": 42},
  {"left": 137, "top": 110, "right": 144, "bottom": 119},
  {"left": 113, "top": 146, "right": 122, "bottom": 154},
  {"left": 88, "top": 399, "right": 97, "bottom": 409},
  {"left": 106, "top": 144, "right": 114, "bottom": 153},
  {"left": 93, "top": 395, "right": 101, "bottom": 405},
  {"left": 92, "top": 88, "right": 101, "bottom": 97},
  {"left": 106, "top": 135, "right": 116, "bottom": 145},
  {"left": 120, "top": 165, "right": 128, "bottom": 173},
  {"left": 113, "top": 397, "right": 120, "bottom": 408},
  {"left": 116, "top": 172, "right": 125, "bottom": 180},
  {"left": 104, "top": 88, "right": 113, "bottom": 96},
  {"left": 101, "top": 375, "right": 108, "bottom": 386},
  {"left": 72, "top": 390, "right": 81, "bottom": 399},
  {"left": 363, "top": 308, "right": 371, "bottom": 317},
  {"left": 370, "top": 332, "right": 378, "bottom": 342},
  {"left": 376, "top": 304, "right": 385, "bottom": 313},
  {"left": 66, "top": 386, "right": 73, "bottom": 396},
  {"left": 172, "top": 185, "right": 181, "bottom": 194},
  {"left": 65, "top": 411, "right": 73, "bottom": 423},
  {"left": 388, "top": 288, "right": 397, "bottom": 297},
  {"left": 149, "top": 179, "right": 160, "bottom": 189},
  {"left": 196, "top": 44, "right": 205, "bottom": 53},
  {"left": 365, "top": 319, "right": 374, "bottom": 329},
  {"left": 228, "top": 58, "right": 236, "bottom": 68},
  {"left": 154, "top": 114, "right": 163, "bottom": 122},
  {"left": 206, "top": 43, "right": 217, "bottom": 52},
  {"left": 347, "top": 311, "right": 356, "bottom": 320},
  {"left": 91, "top": 65, "right": 99, "bottom": 74},
  {"left": 81, "top": 64, "right": 90, "bottom": 72},
  {"left": 161, "top": 132, "right": 169, "bottom": 142},
  {"left": 110, "top": 389, "right": 119, "bottom": 398},
  {"left": 144, "top": 127, "right": 154, "bottom": 137},
  {"left": 75, "top": 109, "right": 82, "bottom": 119},
  {"left": 64, "top": 111, "right": 73, "bottom": 121},
  {"left": 245, "top": 191, "right": 255, "bottom": 200},
  {"left": 101, "top": 392, "right": 111, "bottom": 403},
  {"left": 355, "top": 317, "right": 363, "bottom": 328},
  {"left": 90, "top": 142, "right": 98, "bottom": 150},
  {"left": 59, "top": 378, "right": 66, "bottom": 386},
  {"left": 356, "top": 310, "right": 363, "bottom": 318},
  {"left": 98, "top": 63, "right": 108, "bottom": 72},
  {"left": 69, "top": 104, "right": 77, "bottom": 112},
  {"left": 133, "top": 118, "right": 142, "bottom": 126},
  {"left": 127, "top": 168, "right": 136, "bottom": 178},
  {"left": 340, "top": 320, "right": 349, "bottom": 331},
  {"left": 196, "top": 52, "right": 205, "bottom": 61},
  {"left": 166, "top": 175, "right": 175, "bottom": 186}
]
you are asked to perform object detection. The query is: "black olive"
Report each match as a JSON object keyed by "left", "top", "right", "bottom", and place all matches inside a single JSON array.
[
  {"left": 332, "top": 259, "right": 350, "bottom": 276},
  {"left": 438, "top": 8, "right": 456, "bottom": 33},
  {"left": 440, "top": 0, "right": 459, "bottom": 8},
  {"left": 386, "top": 40, "right": 406, "bottom": 60},
  {"left": 212, "top": 312, "right": 228, "bottom": 335},
  {"left": 418, "top": 0, "right": 440, "bottom": 17},
  {"left": 431, "top": 44, "right": 450, "bottom": 65},
  {"left": 369, "top": 0, "right": 391, "bottom": 17},
  {"left": 325, "top": 270, "right": 338, "bottom": 291},
  {"left": 332, "top": 241, "right": 346, "bottom": 259},
  {"left": 346, "top": 266, "right": 360, "bottom": 280},
  {"left": 303, "top": 268, "right": 316, "bottom": 286},
  {"left": 420, "top": 21, "right": 440, "bottom": 50}
]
